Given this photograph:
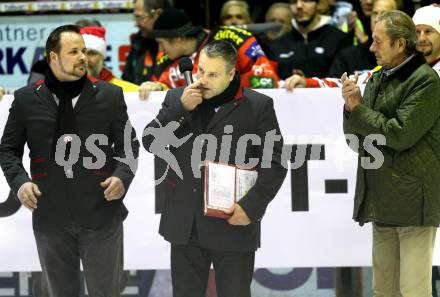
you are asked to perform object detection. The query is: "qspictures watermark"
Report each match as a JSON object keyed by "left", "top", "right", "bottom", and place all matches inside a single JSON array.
[{"left": 53, "top": 119, "right": 386, "bottom": 184}]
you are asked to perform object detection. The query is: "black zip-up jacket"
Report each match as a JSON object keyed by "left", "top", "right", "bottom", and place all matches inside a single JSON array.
[
  {"left": 122, "top": 32, "right": 160, "bottom": 85},
  {"left": 271, "top": 24, "right": 351, "bottom": 79},
  {"left": 329, "top": 42, "right": 376, "bottom": 77}
]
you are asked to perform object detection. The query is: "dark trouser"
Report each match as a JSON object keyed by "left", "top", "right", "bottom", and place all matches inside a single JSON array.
[
  {"left": 171, "top": 243, "right": 255, "bottom": 297},
  {"left": 34, "top": 219, "right": 123, "bottom": 297}
]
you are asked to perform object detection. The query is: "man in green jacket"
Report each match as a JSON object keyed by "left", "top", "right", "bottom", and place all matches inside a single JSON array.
[{"left": 342, "top": 10, "right": 440, "bottom": 297}]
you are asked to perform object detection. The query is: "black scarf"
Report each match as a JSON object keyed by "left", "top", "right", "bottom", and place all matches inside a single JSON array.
[
  {"left": 45, "top": 68, "right": 86, "bottom": 159},
  {"left": 197, "top": 73, "right": 241, "bottom": 130}
]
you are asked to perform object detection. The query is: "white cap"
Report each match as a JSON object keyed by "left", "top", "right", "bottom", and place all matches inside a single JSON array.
[{"left": 413, "top": 4, "right": 440, "bottom": 34}]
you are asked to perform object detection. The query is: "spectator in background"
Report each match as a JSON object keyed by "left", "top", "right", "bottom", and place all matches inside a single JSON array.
[
  {"left": 327, "top": 0, "right": 399, "bottom": 78},
  {"left": 282, "top": 1, "right": 440, "bottom": 90},
  {"left": 318, "top": 0, "right": 369, "bottom": 45},
  {"left": 413, "top": 4, "right": 440, "bottom": 77},
  {"left": 265, "top": 3, "right": 293, "bottom": 41},
  {"left": 270, "top": 0, "right": 351, "bottom": 79},
  {"left": 81, "top": 26, "right": 139, "bottom": 92},
  {"left": 351, "top": 0, "right": 374, "bottom": 40},
  {"left": 219, "top": 0, "right": 252, "bottom": 26},
  {"left": 138, "top": 7, "right": 279, "bottom": 100},
  {"left": 122, "top": 0, "right": 171, "bottom": 85},
  {"left": 342, "top": 10, "right": 440, "bottom": 297}
]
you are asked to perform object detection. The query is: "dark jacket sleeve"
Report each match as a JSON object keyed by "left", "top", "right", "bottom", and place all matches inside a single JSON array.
[
  {"left": 237, "top": 97, "right": 287, "bottom": 223},
  {"left": 0, "top": 91, "right": 31, "bottom": 194},
  {"left": 142, "top": 88, "right": 191, "bottom": 152},
  {"left": 110, "top": 87, "right": 139, "bottom": 191},
  {"left": 346, "top": 75, "right": 440, "bottom": 151}
]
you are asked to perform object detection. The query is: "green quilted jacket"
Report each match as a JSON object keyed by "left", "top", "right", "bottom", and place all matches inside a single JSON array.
[{"left": 343, "top": 54, "right": 440, "bottom": 226}]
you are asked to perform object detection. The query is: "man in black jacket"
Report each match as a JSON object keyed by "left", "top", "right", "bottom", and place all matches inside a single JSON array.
[
  {"left": 0, "top": 25, "right": 139, "bottom": 297},
  {"left": 271, "top": 0, "right": 351, "bottom": 78},
  {"left": 143, "top": 40, "right": 287, "bottom": 297},
  {"left": 122, "top": 0, "right": 171, "bottom": 84}
]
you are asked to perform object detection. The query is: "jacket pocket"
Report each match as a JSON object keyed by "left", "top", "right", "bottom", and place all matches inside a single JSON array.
[{"left": 369, "top": 167, "right": 424, "bottom": 225}]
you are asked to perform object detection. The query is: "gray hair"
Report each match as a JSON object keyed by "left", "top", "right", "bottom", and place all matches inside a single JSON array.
[
  {"left": 376, "top": 10, "right": 417, "bottom": 54},
  {"left": 201, "top": 40, "right": 237, "bottom": 72}
]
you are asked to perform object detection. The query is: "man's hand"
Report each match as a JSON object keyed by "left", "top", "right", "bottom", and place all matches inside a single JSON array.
[
  {"left": 284, "top": 74, "right": 306, "bottom": 91},
  {"left": 348, "top": 12, "right": 369, "bottom": 44},
  {"left": 100, "top": 176, "right": 125, "bottom": 201},
  {"left": 224, "top": 203, "right": 251, "bottom": 226},
  {"left": 181, "top": 79, "right": 203, "bottom": 111},
  {"left": 139, "top": 81, "right": 163, "bottom": 101},
  {"left": 341, "top": 72, "right": 362, "bottom": 112},
  {"left": 0, "top": 86, "right": 5, "bottom": 101},
  {"left": 18, "top": 182, "right": 42, "bottom": 211}
]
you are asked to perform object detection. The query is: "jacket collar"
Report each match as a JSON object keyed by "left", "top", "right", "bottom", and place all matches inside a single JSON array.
[
  {"left": 381, "top": 53, "right": 427, "bottom": 81},
  {"left": 34, "top": 76, "right": 98, "bottom": 113},
  {"left": 204, "top": 83, "right": 245, "bottom": 133}
]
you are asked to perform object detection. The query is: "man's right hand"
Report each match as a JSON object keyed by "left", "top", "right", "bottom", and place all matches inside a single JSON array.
[
  {"left": 181, "top": 79, "right": 203, "bottom": 111},
  {"left": 18, "top": 182, "right": 42, "bottom": 211},
  {"left": 284, "top": 74, "right": 306, "bottom": 91}
]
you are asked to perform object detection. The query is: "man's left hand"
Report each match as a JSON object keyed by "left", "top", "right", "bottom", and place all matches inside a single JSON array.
[
  {"left": 225, "top": 204, "right": 251, "bottom": 226},
  {"left": 100, "top": 176, "right": 125, "bottom": 201},
  {"left": 139, "top": 81, "right": 163, "bottom": 101}
]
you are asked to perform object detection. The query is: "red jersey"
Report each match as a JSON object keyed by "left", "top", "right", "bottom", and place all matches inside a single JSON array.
[{"left": 153, "top": 26, "right": 279, "bottom": 89}]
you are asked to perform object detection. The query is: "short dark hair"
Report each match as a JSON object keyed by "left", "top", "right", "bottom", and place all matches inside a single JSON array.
[
  {"left": 142, "top": 0, "right": 172, "bottom": 10},
  {"left": 201, "top": 40, "right": 237, "bottom": 72},
  {"left": 45, "top": 25, "right": 81, "bottom": 62}
]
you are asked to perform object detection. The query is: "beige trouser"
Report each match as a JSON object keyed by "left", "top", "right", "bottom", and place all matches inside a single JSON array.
[{"left": 372, "top": 223, "right": 437, "bottom": 297}]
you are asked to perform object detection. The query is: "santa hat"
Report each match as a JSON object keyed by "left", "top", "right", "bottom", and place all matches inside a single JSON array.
[
  {"left": 80, "top": 26, "right": 106, "bottom": 56},
  {"left": 413, "top": 4, "right": 440, "bottom": 35}
]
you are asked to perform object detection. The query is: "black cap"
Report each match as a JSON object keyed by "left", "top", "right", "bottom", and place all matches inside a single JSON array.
[{"left": 151, "top": 7, "right": 203, "bottom": 38}]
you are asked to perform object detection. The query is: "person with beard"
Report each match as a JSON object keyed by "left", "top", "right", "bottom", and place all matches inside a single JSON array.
[
  {"left": 122, "top": 0, "right": 171, "bottom": 85},
  {"left": 413, "top": 4, "right": 440, "bottom": 77},
  {"left": 0, "top": 25, "right": 139, "bottom": 297},
  {"left": 81, "top": 26, "right": 139, "bottom": 92},
  {"left": 142, "top": 40, "right": 287, "bottom": 297},
  {"left": 270, "top": 0, "right": 352, "bottom": 79}
]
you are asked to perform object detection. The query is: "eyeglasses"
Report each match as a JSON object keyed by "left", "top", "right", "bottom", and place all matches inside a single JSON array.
[{"left": 290, "top": 0, "right": 316, "bottom": 5}]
